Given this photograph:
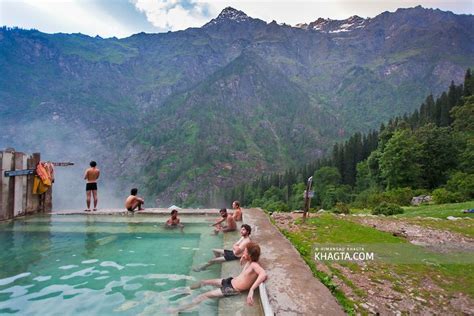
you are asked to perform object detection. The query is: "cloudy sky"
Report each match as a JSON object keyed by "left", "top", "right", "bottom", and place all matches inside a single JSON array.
[{"left": 1, "top": 0, "right": 472, "bottom": 38}]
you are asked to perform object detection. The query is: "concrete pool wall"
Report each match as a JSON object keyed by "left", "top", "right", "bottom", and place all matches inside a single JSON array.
[{"left": 51, "top": 207, "right": 344, "bottom": 315}]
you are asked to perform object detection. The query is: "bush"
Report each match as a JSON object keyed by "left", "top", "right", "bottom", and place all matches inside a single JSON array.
[
  {"left": 264, "top": 201, "right": 290, "bottom": 212},
  {"left": 383, "top": 187, "right": 414, "bottom": 206},
  {"left": 372, "top": 202, "right": 404, "bottom": 216},
  {"left": 432, "top": 188, "right": 462, "bottom": 204},
  {"left": 333, "top": 202, "right": 350, "bottom": 214},
  {"left": 445, "top": 172, "right": 474, "bottom": 201}
]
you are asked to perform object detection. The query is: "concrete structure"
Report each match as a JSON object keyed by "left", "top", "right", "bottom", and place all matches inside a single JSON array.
[
  {"left": 53, "top": 207, "right": 345, "bottom": 315},
  {"left": 0, "top": 149, "right": 52, "bottom": 220},
  {"left": 244, "top": 208, "right": 345, "bottom": 316}
]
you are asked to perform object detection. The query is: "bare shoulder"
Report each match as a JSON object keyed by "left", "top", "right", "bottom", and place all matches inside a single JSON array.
[{"left": 249, "top": 262, "right": 263, "bottom": 270}]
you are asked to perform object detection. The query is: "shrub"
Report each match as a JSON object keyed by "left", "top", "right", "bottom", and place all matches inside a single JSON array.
[
  {"left": 445, "top": 172, "right": 474, "bottom": 201},
  {"left": 264, "top": 201, "right": 290, "bottom": 212},
  {"left": 383, "top": 187, "right": 414, "bottom": 206},
  {"left": 432, "top": 188, "right": 462, "bottom": 204},
  {"left": 372, "top": 202, "right": 404, "bottom": 216},
  {"left": 333, "top": 202, "right": 350, "bottom": 214}
]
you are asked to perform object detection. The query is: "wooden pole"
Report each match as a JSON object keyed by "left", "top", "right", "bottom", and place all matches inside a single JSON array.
[
  {"left": 302, "top": 176, "right": 313, "bottom": 222},
  {"left": 13, "top": 152, "right": 27, "bottom": 217}
]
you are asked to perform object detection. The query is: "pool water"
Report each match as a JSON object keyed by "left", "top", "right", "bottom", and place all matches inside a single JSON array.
[{"left": 0, "top": 215, "right": 224, "bottom": 315}]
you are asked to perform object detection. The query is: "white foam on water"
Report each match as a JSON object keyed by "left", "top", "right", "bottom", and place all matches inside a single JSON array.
[
  {"left": 60, "top": 267, "right": 97, "bottom": 280},
  {"left": 0, "top": 272, "right": 31, "bottom": 286},
  {"left": 123, "top": 283, "right": 142, "bottom": 291},
  {"left": 136, "top": 237, "right": 142, "bottom": 239},
  {"left": 59, "top": 265, "right": 78, "bottom": 270},
  {"left": 56, "top": 259, "right": 60, "bottom": 262},
  {"left": 0, "top": 285, "right": 34, "bottom": 298},
  {"left": 94, "top": 276, "right": 110, "bottom": 280},
  {"left": 181, "top": 247, "right": 190, "bottom": 250},
  {"left": 125, "top": 263, "right": 155, "bottom": 267},
  {"left": 82, "top": 259, "right": 99, "bottom": 264},
  {"left": 154, "top": 282, "right": 166, "bottom": 286},
  {"left": 144, "top": 274, "right": 194, "bottom": 281},
  {"left": 72, "top": 254, "right": 76, "bottom": 257},
  {"left": 33, "top": 276, "right": 51, "bottom": 282},
  {"left": 192, "top": 248, "right": 199, "bottom": 251},
  {"left": 100, "top": 261, "right": 124, "bottom": 270},
  {"left": 129, "top": 250, "right": 135, "bottom": 253},
  {"left": 114, "top": 300, "right": 140, "bottom": 312}
]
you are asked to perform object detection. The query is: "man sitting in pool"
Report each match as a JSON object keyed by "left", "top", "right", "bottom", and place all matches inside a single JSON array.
[
  {"left": 166, "top": 209, "right": 184, "bottom": 228},
  {"left": 125, "top": 188, "right": 145, "bottom": 212},
  {"left": 211, "top": 208, "right": 236, "bottom": 234},
  {"left": 193, "top": 224, "right": 251, "bottom": 271},
  {"left": 169, "top": 242, "right": 266, "bottom": 312}
]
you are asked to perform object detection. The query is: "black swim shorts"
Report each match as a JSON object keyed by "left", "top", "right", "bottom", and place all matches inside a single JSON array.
[
  {"left": 86, "top": 183, "right": 97, "bottom": 191},
  {"left": 220, "top": 277, "right": 240, "bottom": 297},
  {"left": 223, "top": 249, "right": 239, "bottom": 261}
]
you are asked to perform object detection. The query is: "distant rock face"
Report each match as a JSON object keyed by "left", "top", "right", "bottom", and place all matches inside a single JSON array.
[
  {"left": 0, "top": 6, "right": 473, "bottom": 205},
  {"left": 295, "top": 15, "right": 368, "bottom": 33}
]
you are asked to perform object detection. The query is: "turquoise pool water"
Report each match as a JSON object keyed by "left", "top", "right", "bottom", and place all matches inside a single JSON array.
[{"left": 0, "top": 215, "right": 223, "bottom": 315}]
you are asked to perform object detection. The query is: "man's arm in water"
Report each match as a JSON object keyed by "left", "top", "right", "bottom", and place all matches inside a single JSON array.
[
  {"left": 247, "top": 263, "right": 267, "bottom": 306},
  {"left": 210, "top": 217, "right": 225, "bottom": 227}
]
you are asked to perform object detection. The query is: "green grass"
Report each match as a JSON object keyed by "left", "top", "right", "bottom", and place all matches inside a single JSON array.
[
  {"left": 278, "top": 213, "right": 474, "bottom": 312},
  {"left": 399, "top": 201, "right": 474, "bottom": 218}
]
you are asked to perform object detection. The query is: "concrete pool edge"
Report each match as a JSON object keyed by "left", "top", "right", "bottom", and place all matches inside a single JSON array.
[{"left": 244, "top": 208, "right": 345, "bottom": 316}]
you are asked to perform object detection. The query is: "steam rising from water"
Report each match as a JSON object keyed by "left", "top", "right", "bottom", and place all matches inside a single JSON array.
[{"left": 1, "top": 118, "right": 123, "bottom": 211}]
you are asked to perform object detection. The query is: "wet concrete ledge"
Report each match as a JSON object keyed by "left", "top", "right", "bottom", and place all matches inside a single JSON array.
[
  {"left": 52, "top": 208, "right": 221, "bottom": 216},
  {"left": 244, "top": 208, "right": 345, "bottom": 316}
]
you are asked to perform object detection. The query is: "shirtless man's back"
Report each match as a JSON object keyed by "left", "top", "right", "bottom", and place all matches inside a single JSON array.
[
  {"left": 125, "top": 188, "right": 145, "bottom": 212},
  {"left": 84, "top": 161, "right": 100, "bottom": 211}
]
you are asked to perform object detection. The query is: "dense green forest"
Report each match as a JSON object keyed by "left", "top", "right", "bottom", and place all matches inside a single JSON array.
[{"left": 223, "top": 69, "right": 474, "bottom": 211}]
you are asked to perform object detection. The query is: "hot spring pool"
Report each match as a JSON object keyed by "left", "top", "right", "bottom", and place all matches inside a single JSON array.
[{"left": 0, "top": 214, "right": 225, "bottom": 315}]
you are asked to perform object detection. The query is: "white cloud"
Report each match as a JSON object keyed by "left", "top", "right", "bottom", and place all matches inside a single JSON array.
[
  {"left": 130, "top": 0, "right": 213, "bottom": 30},
  {"left": 0, "top": 0, "right": 138, "bottom": 38},
  {"left": 1, "top": 0, "right": 472, "bottom": 37}
]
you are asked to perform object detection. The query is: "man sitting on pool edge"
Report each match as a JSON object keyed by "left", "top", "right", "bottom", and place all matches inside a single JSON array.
[
  {"left": 193, "top": 224, "right": 252, "bottom": 271},
  {"left": 169, "top": 242, "right": 266, "bottom": 312},
  {"left": 211, "top": 208, "right": 236, "bottom": 234},
  {"left": 125, "top": 188, "right": 145, "bottom": 212}
]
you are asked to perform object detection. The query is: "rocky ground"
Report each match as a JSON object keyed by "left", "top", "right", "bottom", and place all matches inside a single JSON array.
[
  {"left": 271, "top": 212, "right": 474, "bottom": 315},
  {"left": 348, "top": 215, "right": 474, "bottom": 253}
]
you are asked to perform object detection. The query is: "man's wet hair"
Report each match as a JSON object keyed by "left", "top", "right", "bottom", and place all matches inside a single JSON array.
[
  {"left": 90, "top": 161, "right": 97, "bottom": 167},
  {"left": 246, "top": 242, "right": 260, "bottom": 262},
  {"left": 171, "top": 209, "right": 178, "bottom": 215},
  {"left": 219, "top": 208, "right": 227, "bottom": 214},
  {"left": 233, "top": 201, "right": 240, "bottom": 207},
  {"left": 131, "top": 188, "right": 138, "bottom": 195},
  {"left": 241, "top": 224, "right": 251, "bottom": 235}
]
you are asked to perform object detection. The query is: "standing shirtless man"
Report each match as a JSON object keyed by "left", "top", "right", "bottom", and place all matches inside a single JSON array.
[{"left": 84, "top": 161, "right": 100, "bottom": 212}]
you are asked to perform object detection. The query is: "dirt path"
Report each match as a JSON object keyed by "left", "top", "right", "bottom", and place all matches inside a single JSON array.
[{"left": 348, "top": 215, "right": 474, "bottom": 253}]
